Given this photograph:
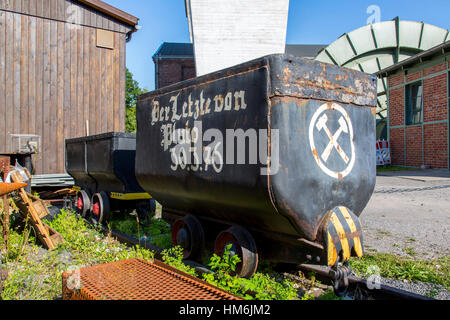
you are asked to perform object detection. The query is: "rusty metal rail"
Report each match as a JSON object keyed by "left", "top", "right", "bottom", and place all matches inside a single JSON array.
[
  {"left": 298, "top": 264, "right": 434, "bottom": 300},
  {"left": 62, "top": 258, "right": 241, "bottom": 300}
]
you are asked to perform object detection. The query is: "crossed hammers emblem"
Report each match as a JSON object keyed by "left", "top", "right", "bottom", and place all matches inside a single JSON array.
[{"left": 316, "top": 114, "right": 350, "bottom": 164}]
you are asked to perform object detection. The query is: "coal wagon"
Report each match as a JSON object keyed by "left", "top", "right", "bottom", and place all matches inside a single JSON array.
[
  {"left": 136, "top": 54, "right": 377, "bottom": 291},
  {"left": 66, "top": 132, "right": 155, "bottom": 224}
]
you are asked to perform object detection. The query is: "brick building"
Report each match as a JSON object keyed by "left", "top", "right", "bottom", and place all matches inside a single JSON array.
[
  {"left": 152, "top": 42, "right": 325, "bottom": 89},
  {"left": 152, "top": 43, "right": 196, "bottom": 89},
  {"left": 377, "top": 41, "right": 450, "bottom": 169}
]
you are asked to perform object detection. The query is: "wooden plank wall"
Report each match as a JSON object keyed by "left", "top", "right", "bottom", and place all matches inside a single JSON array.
[
  {"left": 0, "top": 0, "right": 128, "bottom": 174},
  {"left": 0, "top": 0, "right": 132, "bottom": 34}
]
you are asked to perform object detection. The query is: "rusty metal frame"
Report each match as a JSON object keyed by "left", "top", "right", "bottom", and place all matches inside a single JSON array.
[{"left": 62, "top": 258, "right": 242, "bottom": 300}]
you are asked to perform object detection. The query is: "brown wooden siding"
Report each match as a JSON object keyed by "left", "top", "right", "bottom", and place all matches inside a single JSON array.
[
  {"left": 0, "top": 6, "right": 127, "bottom": 174},
  {"left": 0, "top": 0, "right": 133, "bottom": 34}
]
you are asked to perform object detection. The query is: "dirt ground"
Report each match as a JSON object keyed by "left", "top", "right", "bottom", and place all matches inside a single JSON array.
[{"left": 360, "top": 169, "right": 450, "bottom": 260}]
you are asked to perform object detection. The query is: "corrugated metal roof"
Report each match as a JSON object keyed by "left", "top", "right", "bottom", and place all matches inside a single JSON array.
[
  {"left": 315, "top": 19, "right": 449, "bottom": 120},
  {"left": 376, "top": 40, "right": 450, "bottom": 77},
  {"left": 153, "top": 42, "right": 326, "bottom": 60},
  {"left": 153, "top": 42, "right": 194, "bottom": 59}
]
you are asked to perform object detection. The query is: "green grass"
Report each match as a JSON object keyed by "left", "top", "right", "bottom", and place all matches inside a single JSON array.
[
  {"left": 107, "top": 213, "right": 172, "bottom": 250},
  {"left": 377, "top": 230, "right": 392, "bottom": 237},
  {"left": 160, "top": 246, "right": 198, "bottom": 277},
  {"left": 403, "top": 247, "right": 417, "bottom": 257},
  {"left": 1, "top": 209, "right": 156, "bottom": 300},
  {"left": 350, "top": 253, "right": 449, "bottom": 290},
  {"left": 0, "top": 210, "right": 305, "bottom": 300},
  {"left": 0, "top": 208, "right": 344, "bottom": 300},
  {"left": 377, "top": 165, "right": 416, "bottom": 172},
  {"left": 201, "top": 244, "right": 299, "bottom": 300}
]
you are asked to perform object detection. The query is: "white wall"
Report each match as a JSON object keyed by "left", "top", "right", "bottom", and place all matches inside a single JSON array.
[{"left": 186, "top": 0, "right": 290, "bottom": 76}]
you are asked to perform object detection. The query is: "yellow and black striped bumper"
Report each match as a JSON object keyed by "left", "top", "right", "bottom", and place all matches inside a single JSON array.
[{"left": 324, "top": 206, "right": 364, "bottom": 266}]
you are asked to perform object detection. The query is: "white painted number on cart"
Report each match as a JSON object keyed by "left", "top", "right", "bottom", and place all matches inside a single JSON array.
[{"left": 309, "top": 103, "right": 356, "bottom": 179}]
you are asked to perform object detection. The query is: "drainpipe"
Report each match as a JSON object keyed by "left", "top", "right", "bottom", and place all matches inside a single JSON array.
[
  {"left": 154, "top": 56, "right": 160, "bottom": 90},
  {"left": 126, "top": 25, "right": 141, "bottom": 43}
]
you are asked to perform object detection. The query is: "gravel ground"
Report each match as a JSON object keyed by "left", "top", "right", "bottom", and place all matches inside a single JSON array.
[
  {"left": 361, "top": 174, "right": 450, "bottom": 260},
  {"left": 357, "top": 170, "right": 450, "bottom": 300},
  {"left": 349, "top": 271, "right": 449, "bottom": 300}
]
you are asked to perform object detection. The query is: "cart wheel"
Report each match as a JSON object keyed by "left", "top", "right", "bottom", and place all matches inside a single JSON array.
[
  {"left": 171, "top": 215, "right": 205, "bottom": 260},
  {"left": 214, "top": 226, "right": 258, "bottom": 279},
  {"left": 75, "top": 190, "right": 91, "bottom": 218},
  {"left": 90, "top": 192, "right": 110, "bottom": 225},
  {"left": 136, "top": 200, "right": 156, "bottom": 226}
]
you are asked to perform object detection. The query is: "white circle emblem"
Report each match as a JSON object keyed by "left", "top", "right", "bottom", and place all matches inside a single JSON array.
[{"left": 309, "top": 103, "right": 356, "bottom": 179}]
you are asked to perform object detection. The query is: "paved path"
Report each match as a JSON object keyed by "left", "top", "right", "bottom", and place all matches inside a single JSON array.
[{"left": 360, "top": 170, "right": 450, "bottom": 260}]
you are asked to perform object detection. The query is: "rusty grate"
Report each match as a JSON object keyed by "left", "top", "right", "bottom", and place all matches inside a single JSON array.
[{"left": 62, "top": 258, "right": 241, "bottom": 300}]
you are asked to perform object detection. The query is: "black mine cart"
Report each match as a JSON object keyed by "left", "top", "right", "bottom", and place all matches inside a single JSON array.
[
  {"left": 135, "top": 54, "right": 377, "bottom": 293},
  {"left": 66, "top": 132, "right": 155, "bottom": 224}
]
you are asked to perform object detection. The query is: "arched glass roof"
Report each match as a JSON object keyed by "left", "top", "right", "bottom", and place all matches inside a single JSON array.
[{"left": 315, "top": 18, "right": 449, "bottom": 119}]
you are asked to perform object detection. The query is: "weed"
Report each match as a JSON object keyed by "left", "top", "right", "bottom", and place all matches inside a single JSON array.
[
  {"left": 202, "top": 244, "right": 298, "bottom": 300},
  {"left": 377, "top": 230, "right": 392, "bottom": 237},
  {"left": 256, "top": 260, "right": 278, "bottom": 274},
  {"left": 350, "top": 253, "right": 449, "bottom": 289},
  {"left": 301, "top": 293, "right": 315, "bottom": 300},
  {"left": 425, "top": 287, "right": 439, "bottom": 299},
  {"left": 1, "top": 209, "right": 156, "bottom": 300},
  {"left": 316, "top": 289, "right": 343, "bottom": 300},
  {"left": 108, "top": 213, "right": 171, "bottom": 249},
  {"left": 403, "top": 247, "right": 417, "bottom": 257},
  {"left": 161, "top": 246, "right": 197, "bottom": 277},
  {"left": 376, "top": 165, "right": 414, "bottom": 172}
]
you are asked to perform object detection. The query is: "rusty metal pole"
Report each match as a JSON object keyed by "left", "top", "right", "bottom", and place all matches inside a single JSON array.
[
  {"left": 2, "top": 195, "right": 9, "bottom": 255},
  {"left": 0, "top": 195, "right": 7, "bottom": 295},
  {"left": 0, "top": 157, "right": 10, "bottom": 258}
]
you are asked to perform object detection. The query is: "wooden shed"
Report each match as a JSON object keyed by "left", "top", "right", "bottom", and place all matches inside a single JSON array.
[{"left": 0, "top": 0, "right": 139, "bottom": 176}]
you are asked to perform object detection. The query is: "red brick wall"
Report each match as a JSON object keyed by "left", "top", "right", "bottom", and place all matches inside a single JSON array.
[
  {"left": 387, "top": 58, "right": 449, "bottom": 169},
  {"left": 405, "top": 126, "right": 423, "bottom": 167},
  {"left": 406, "top": 71, "right": 422, "bottom": 83},
  {"left": 156, "top": 58, "right": 196, "bottom": 89},
  {"left": 423, "top": 72, "right": 448, "bottom": 122},
  {"left": 424, "top": 123, "right": 448, "bottom": 168},
  {"left": 389, "top": 72, "right": 404, "bottom": 87},
  {"left": 424, "top": 62, "right": 447, "bottom": 77},
  {"left": 390, "top": 127, "right": 405, "bottom": 165},
  {"left": 389, "top": 87, "right": 405, "bottom": 126}
]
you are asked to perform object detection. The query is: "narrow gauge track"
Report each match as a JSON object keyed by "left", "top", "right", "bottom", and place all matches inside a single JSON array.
[
  {"left": 294, "top": 264, "right": 434, "bottom": 300},
  {"left": 84, "top": 218, "right": 434, "bottom": 301}
]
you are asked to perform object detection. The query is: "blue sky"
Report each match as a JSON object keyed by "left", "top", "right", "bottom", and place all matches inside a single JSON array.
[{"left": 105, "top": 0, "right": 450, "bottom": 91}]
